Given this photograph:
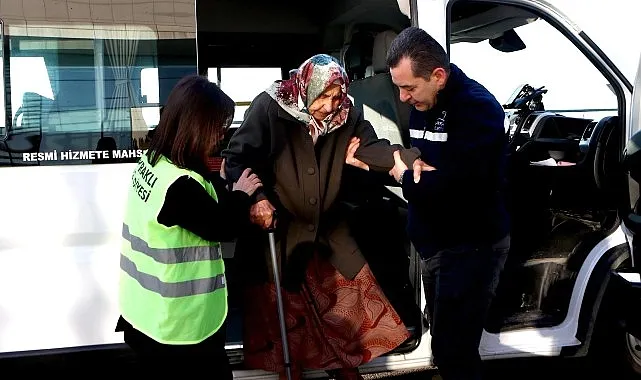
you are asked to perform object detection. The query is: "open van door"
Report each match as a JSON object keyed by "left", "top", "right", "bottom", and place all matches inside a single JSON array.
[{"left": 614, "top": 54, "right": 641, "bottom": 343}]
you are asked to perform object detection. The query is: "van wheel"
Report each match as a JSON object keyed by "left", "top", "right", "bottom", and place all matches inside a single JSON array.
[
  {"left": 624, "top": 332, "right": 641, "bottom": 375},
  {"left": 587, "top": 288, "right": 641, "bottom": 379}
]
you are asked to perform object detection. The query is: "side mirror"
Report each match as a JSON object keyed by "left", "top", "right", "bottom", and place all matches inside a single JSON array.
[{"left": 489, "top": 29, "right": 526, "bottom": 53}]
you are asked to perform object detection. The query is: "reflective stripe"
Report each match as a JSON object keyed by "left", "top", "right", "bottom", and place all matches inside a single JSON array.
[
  {"left": 120, "top": 254, "right": 226, "bottom": 298},
  {"left": 122, "top": 224, "right": 221, "bottom": 264},
  {"left": 409, "top": 129, "right": 448, "bottom": 142}
]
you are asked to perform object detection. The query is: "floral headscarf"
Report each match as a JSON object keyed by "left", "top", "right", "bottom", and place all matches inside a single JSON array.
[{"left": 266, "top": 54, "right": 352, "bottom": 144}]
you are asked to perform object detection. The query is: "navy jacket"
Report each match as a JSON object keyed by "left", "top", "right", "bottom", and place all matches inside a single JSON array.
[{"left": 401, "top": 64, "right": 510, "bottom": 258}]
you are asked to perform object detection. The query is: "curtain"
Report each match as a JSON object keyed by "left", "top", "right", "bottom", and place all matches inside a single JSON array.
[{"left": 103, "top": 30, "right": 141, "bottom": 146}]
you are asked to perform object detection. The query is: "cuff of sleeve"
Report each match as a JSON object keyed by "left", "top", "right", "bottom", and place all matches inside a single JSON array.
[
  {"left": 400, "top": 169, "right": 412, "bottom": 184},
  {"left": 400, "top": 147, "right": 421, "bottom": 167},
  {"left": 400, "top": 170, "right": 413, "bottom": 199},
  {"left": 251, "top": 189, "right": 268, "bottom": 204}
]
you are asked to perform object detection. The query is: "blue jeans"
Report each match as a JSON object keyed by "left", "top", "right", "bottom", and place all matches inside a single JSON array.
[{"left": 421, "top": 235, "right": 510, "bottom": 380}]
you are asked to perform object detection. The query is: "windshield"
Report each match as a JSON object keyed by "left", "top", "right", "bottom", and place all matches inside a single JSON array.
[{"left": 549, "top": 0, "right": 641, "bottom": 84}]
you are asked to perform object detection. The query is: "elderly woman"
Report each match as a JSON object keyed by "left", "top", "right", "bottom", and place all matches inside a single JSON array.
[{"left": 222, "top": 54, "right": 424, "bottom": 380}]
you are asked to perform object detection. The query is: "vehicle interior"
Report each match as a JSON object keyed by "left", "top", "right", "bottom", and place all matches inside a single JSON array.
[
  {"left": 198, "top": 0, "right": 625, "bottom": 368},
  {"left": 448, "top": 1, "right": 623, "bottom": 332},
  {"left": 196, "top": 0, "right": 424, "bottom": 367}
]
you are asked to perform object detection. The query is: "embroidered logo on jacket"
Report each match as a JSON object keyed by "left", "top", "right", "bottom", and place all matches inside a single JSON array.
[
  {"left": 434, "top": 111, "right": 447, "bottom": 132},
  {"left": 409, "top": 110, "right": 449, "bottom": 142}
]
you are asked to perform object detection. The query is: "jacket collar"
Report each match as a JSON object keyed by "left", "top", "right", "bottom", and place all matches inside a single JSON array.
[{"left": 435, "top": 63, "right": 464, "bottom": 107}]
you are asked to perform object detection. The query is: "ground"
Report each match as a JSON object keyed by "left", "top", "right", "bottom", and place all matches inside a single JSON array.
[{"left": 365, "top": 357, "right": 606, "bottom": 379}]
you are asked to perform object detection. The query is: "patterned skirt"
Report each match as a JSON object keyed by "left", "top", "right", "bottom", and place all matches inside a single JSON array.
[{"left": 242, "top": 251, "right": 411, "bottom": 375}]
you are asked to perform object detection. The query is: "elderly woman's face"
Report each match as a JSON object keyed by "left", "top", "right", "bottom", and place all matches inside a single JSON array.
[{"left": 308, "top": 84, "right": 342, "bottom": 122}]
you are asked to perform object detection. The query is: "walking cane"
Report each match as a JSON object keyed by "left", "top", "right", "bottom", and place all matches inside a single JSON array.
[{"left": 267, "top": 213, "right": 293, "bottom": 380}]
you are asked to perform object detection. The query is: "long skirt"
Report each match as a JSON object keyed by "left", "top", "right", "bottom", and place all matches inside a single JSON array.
[{"left": 242, "top": 251, "right": 411, "bottom": 375}]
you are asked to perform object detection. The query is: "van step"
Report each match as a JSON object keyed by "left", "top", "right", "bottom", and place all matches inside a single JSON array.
[{"left": 498, "top": 310, "right": 561, "bottom": 332}]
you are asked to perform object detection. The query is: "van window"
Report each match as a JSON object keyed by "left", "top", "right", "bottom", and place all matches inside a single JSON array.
[
  {"left": 449, "top": 4, "right": 617, "bottom": 120},
  {"left": 0, "top": 0, "right": 197, "bottom": 167},
  {"left": 197, "top": 0, "right": 415, "bottom": 149},
  {"left": 207, "top": 67, "right": 282, "bottom": 126}
]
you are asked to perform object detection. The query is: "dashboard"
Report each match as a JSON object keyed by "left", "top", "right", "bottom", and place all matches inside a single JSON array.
[{"left": 507, "top": 111, "right": 608, "bottom": 166}]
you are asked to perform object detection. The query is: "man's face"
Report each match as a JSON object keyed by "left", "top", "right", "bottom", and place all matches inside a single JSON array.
[
  {"left": 390, "top": 57, "right": 446, "bottom": 111},
  {"left": 309, "top": 84, "right": 342, "bottom": 121}
]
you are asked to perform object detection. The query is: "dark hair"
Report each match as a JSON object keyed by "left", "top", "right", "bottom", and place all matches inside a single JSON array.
[
  {"left": 386, "top": 26, "right": 450, "bottom": 79},
  {"left": 147, "top": 75, "right": 235, "bottom": 173}
]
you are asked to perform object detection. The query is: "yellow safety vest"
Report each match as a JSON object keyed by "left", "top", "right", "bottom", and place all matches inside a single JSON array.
[{"left": 119, "top": 153, "right": 227, "bottom": 344}]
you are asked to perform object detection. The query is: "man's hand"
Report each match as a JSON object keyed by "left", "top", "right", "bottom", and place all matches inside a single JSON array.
[
  {"left": 389, "top": 150, "right": 437, "bottom": 184},
  {"left": 412, "top": 158, "right": 437, "bottom": 183},
  {"left": 345, "top": 137, "right": 370, "bottom": 171},
  {"left": 250, "top": 199, "right": 276, "bottom": 230}
]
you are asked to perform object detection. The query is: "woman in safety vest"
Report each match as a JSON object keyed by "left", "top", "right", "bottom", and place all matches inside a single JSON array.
[{"left": 115, "top": 75, "right": 261, "bottom": 378}]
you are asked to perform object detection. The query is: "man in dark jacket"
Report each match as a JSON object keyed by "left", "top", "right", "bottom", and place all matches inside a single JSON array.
[{"left": 386, "top": 27, "right": 511, "bottom": 380}]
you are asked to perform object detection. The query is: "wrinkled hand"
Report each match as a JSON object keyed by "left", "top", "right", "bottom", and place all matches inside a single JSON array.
[
  {"left": 345, "top": 137, "right": 369, "bottom": 171},
  {"left": 250, "top": 199, "right": 276, "bottom": 230},
  {"left": 389, "top": 151, "right": 436, "bottom": 184},
  {"left": 389, "top": 150, "right": 409, "bottom": 182},
  {"left": 232, "top": 168, "right": 262, "bottom": 196}
]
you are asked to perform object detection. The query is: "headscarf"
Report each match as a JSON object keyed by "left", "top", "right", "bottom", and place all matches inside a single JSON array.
[{"left": 266, "top": 54, "right": 352, "bottom": 144}]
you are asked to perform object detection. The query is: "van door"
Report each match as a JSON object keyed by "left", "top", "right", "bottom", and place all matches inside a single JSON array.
[
  {"left": 622, "top": 57, "right": 641, "bottom": 268},
  {"left": 442, "top": 0, "right": 639, "bottom": 362},
  {"left": 616, "top": 54, "right": 641, "bottom": 341}
]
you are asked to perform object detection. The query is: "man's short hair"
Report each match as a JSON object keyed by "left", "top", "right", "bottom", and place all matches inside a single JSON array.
[{"left": 386, "top": 26, "right": 450, "bottom": 79}]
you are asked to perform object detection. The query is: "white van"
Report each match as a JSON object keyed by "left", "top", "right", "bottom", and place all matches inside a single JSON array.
[{"left": 1, "top": 0, "right": 641, "bottom": 378}]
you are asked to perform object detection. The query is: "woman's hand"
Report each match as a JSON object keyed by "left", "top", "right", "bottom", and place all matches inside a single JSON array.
[
  {"left": 388, "top": 150, "right": 409, "bottom": 182},
  {"left": 250, "top": 199, "right": 276, "bottom": 230},
  {"left": 345, "top": 137, "right": 369, "bottom": 171},
  {"left": 233, "top": 168, "right": 263, "bottom": 196}
]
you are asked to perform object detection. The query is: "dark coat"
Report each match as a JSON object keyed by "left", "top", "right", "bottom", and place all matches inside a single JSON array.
[
  {"left": 222, "top": 91, "right": 420, "bottom": 283},
  {"left": 402, "top": 64, "right": 509, "bottom": 257}
]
